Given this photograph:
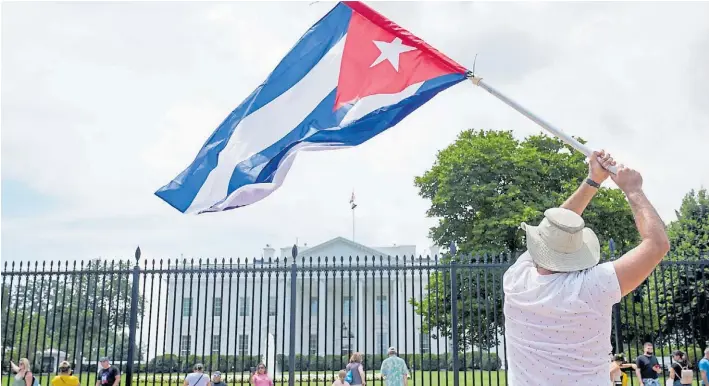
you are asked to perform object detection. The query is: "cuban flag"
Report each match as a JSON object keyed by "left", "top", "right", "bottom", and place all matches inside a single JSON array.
[{"left": 156, "top": 1, "right": 469, "bottom": 214}]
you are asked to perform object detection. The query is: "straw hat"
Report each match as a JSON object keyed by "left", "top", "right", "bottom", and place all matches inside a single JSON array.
[{"left": 521, "top": 207, "right": 600, "bottom": 272}]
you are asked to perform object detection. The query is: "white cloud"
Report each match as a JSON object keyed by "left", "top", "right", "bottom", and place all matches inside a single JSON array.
[{"left": 2, "top": 1, "right": 708, "bottom": 263}]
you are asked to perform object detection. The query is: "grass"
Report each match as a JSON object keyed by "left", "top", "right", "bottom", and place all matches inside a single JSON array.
[{"left": 3, "top": 371, "right": 508, "bottom": 386}]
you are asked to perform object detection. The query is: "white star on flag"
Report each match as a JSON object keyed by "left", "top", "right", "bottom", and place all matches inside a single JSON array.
[{"left": 369, "top": 37, "right": 416, "bottom": 71}]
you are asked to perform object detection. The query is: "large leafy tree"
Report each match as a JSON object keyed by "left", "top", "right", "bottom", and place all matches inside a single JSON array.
[
  {"left": 1, "top": 259, "right": 144, "bottom": 371},
  {"left": 618, "top": 189, "right": 709, "bottom": 359},
  {"left": 411, "top": 129, "right": 639, "bottom": 349},
  {"left": 660, "top": 189, "right": 709, "bottom": 352}
]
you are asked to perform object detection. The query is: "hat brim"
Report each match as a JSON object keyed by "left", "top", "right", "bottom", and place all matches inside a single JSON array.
[{"left": 523, "top": 223, "right": 600, "bottom": 272}]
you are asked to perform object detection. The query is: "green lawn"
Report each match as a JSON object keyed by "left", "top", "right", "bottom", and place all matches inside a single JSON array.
[{"left": 3, "top": 371, "right": 507, "bottom": 386}]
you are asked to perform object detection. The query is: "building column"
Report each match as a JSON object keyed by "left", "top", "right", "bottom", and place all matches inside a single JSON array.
[
  {"left": 319, "top": 279, "right": 327, "bottom": 354},
  {"left": 358, "top": 278, "right": 365, "bottom": 352},
  {"left": 397, "top": 276, "right": 405, "bottom": 352}
]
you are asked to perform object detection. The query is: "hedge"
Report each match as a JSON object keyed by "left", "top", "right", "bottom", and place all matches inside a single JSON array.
[
  {"left": 146, "top": 355, "right": 262, "bottom": 373},
  {"left": 275, "top": 353, "right": 500, "bottom": 371}
]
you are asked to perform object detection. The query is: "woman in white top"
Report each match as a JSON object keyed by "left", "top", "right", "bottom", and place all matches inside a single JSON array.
[{"left": 184, "top": 364, "right": 211, "bottom": 386}]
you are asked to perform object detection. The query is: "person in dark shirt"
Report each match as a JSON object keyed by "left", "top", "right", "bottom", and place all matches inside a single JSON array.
[
  {"left": 635, "top": 343, "right": 661, "bottom": 386},
  {"left": 670, "top": 350, "right": 691, "bottom": 386},
  {"left": 211, "top": 372, "right": 227, "bottom": 386},
  {"left": 95, "top": 357, "right": 120, "bottom": 386}
]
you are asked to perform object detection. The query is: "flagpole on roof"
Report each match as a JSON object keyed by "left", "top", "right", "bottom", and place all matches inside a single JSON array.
[
  {"left": 468, "top": 74, "right": 618, "bottom": 175},
  {"left": 350, "top": 190, "right": 357, "bottom": 242}
]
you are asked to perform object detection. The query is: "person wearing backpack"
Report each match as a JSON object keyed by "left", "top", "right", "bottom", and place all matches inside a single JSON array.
[
  {"left": 51, "top": 362, "right": 79, "bottom": 386},
  {"left": 345, "top": 353, "right": 365, "bottom": 386},
  {"left": 10, "top": 358, "right": 35, "bottom": 386},
  {"left": 668, "top": 351, "right": 692, "bottom": 386}
]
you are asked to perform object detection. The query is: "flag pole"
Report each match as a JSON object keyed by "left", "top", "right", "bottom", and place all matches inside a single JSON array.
[
  {"left": 350, "top": 190, "right": 357, "bottom": 242},
  {"left": 469, "top": 75, "right": 618, "bottom": 175},
  {"left": 352, "top": 205, "right": 355, "bottom": 241}
]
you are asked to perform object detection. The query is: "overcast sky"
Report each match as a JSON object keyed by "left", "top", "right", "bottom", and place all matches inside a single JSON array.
[{"left": 2, "top": 1, "right": 708, "bottom": 264}]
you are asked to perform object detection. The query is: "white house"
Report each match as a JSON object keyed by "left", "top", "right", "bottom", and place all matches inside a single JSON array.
[{"left": 164, "top": 237, "right": 451, "bottom": 360}]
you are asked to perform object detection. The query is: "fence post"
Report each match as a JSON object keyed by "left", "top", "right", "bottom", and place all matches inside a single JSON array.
[
  {"left": 609, "top": 239, "right": 623, "bottom": 353},
  {"left": 449, "top": 242, "right": 459, "bottom": 386},
  {"left": 126, "top": 247, "right": 141, "bottom": 386},
  {"left": 288, "top": 245, "right": 298, "bottom": 386}
]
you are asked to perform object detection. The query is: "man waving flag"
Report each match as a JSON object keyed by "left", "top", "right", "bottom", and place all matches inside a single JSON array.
[{"left": 156, "top": 1, "right": 468, "bottom": 214}]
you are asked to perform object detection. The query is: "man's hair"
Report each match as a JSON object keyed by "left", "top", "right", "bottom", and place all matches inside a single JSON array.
[
  {"left": 194, "top": 363, "right": 204, "bottom": 371},
  {"left": 705, "top": 347, "right": 709, "bottom": 354},
  {"left": 643, "top": 342, "right": 653, "bottom": 347}
]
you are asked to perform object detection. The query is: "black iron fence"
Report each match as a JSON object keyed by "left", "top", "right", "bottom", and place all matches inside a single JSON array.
[{"left": 2, "top": 244, "right": 708, "bottom": 386}]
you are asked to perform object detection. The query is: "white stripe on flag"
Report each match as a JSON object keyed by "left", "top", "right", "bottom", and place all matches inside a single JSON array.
[
  {"left": 340, "top": 81, "right": 423, "bottom": 127},
  {"left": 187, "top": 35, "right": 348, "bottom": 214},
  {"left": 209, "top": 81, "right": 425, "bottom": 211}
]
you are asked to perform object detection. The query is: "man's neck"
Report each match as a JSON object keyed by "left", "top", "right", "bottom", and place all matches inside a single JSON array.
[{"left": 536, "top": 267, "right": 556, "bottom": 275}]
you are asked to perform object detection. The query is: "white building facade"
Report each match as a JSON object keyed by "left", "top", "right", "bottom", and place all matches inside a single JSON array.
[{"left": 164, "top": 237, "right": 450, "bottom": 358}]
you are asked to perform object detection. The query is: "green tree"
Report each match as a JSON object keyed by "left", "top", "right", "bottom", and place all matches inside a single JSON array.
[
  {"left": 2, "top": 259, "right": 144, "bottom": 371},
  {"left": 661, "top": 189, "right": 709, "bottom": 351},
  {"left": 411, "top": 130, "right": 639, "bottom": 349},
  {"left": 618, "top": 189, "right": 709, "bottom": 359}
]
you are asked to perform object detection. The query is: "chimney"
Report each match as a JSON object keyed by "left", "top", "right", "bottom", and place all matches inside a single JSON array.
[{"left": 263, "top": 244, "right": 275, "bottom": 260}]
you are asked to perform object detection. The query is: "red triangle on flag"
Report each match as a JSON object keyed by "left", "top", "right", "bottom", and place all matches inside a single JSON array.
[{"left": 335, "top": 2, "right": 467, "bottom": 110}]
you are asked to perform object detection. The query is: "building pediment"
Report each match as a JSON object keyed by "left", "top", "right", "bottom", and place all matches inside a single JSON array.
[{"left": 286, "top": 237, "right": 390, "bottom": 261}]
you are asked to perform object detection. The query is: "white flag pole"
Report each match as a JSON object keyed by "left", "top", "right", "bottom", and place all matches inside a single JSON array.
[{"left": 469, "top": 75, "right": 618, "bottom": 175}]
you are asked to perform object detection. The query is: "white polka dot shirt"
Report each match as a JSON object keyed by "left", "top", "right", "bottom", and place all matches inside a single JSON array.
[{"left": 503, "top": 251, "right": 621, "bottom": 385}]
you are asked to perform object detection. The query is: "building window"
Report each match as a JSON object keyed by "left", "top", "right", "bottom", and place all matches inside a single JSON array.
[
  {"left": 239, "top": 297, "right": 250, "bottom": 316},
  {"left": 182, "top": 298, "right": 192, "bottom": 317},
  {"left": 212, "top": 335, "right": 221, "bottom": 355},
  {"left": 375, "top": 331, "right": 389, "bottom": 354},
  {"left": 180, "top": 335, "right": 191, "bottom": 356},
  {"left": 310, "top": 297, "right": 318, "bottom": 317},
  {"left": 375, "top": 295, "right": 388, "bottom": 316},
  {"left": 239, "top": 334, "right": 249, "bottom": 356},
  {"left": 268, "top": 297, "right": 277, "bottom": 316},
  {"left": 343, "top": 296, "right": 352, "bottom": 317},
  {"left": 213, "top": 298, "right": 222, "bottom": 317},
  {"left": 420, "top": 333, "right": 430, "bottom": 354},
  {"left": 309, "top": 334, "right": 318, "bottom": 355}
]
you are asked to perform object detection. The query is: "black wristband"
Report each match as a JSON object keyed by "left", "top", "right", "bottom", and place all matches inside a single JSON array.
[{"left": 586, "top": 178, "right": 601, "bottom": 188}]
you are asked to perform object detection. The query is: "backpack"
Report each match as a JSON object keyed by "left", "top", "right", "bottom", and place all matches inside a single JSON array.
[
  {"left": 679, "top": 364, "right": 693, "bottom": 384},
  {"left": 31, "top": 376, "right": 40, "bottom": 386},
  {"left": 672, "top": 362, "right": 693, "bottom": 384},
  {"left": 344, "top": 370, "right": 353, "bottom": 384}
]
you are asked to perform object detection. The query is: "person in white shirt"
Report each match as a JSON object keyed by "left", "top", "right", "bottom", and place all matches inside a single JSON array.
[{"left": 503, "top": 150, "right": 670, "bottom": 386}]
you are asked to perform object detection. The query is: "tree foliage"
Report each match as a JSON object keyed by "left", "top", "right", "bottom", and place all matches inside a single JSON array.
[
  {"left": 414, "top": 130, "right": 638, "bottom": 255},
  {"left": 618, "top": 189, "right": 709, "bottom": 356},
  {"left": 411, "top": 130, "right": 639, "bottom": 349},
  {"left": 1, "top": 259, "right": 144, "bottom": 370},
  {"left": 661, "top": 189, "right": 709, "bottom": 350}
]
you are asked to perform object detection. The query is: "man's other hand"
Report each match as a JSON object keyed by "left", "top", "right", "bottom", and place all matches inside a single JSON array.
[
  {"left": 611, "top": 165, "right": 643, "bottom": 194},
  {"left": 589, "top": 150, "right": 615, "bottom": 183}
]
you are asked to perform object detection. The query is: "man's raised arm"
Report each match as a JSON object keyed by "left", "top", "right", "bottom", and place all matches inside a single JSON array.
[
  {"left": 561, "top": 150, "right": 615, "bottom": 216},
  {"left": 611, "top": 166, "right": 670, "bottom": 296}
]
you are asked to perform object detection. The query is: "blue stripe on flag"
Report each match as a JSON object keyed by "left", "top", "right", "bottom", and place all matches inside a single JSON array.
[
  {"left": 210, "top": 72, "right": 466, "bottom": 211},
  {"left": 155, "top": 3, "right": 352, "bottom": 213}
]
